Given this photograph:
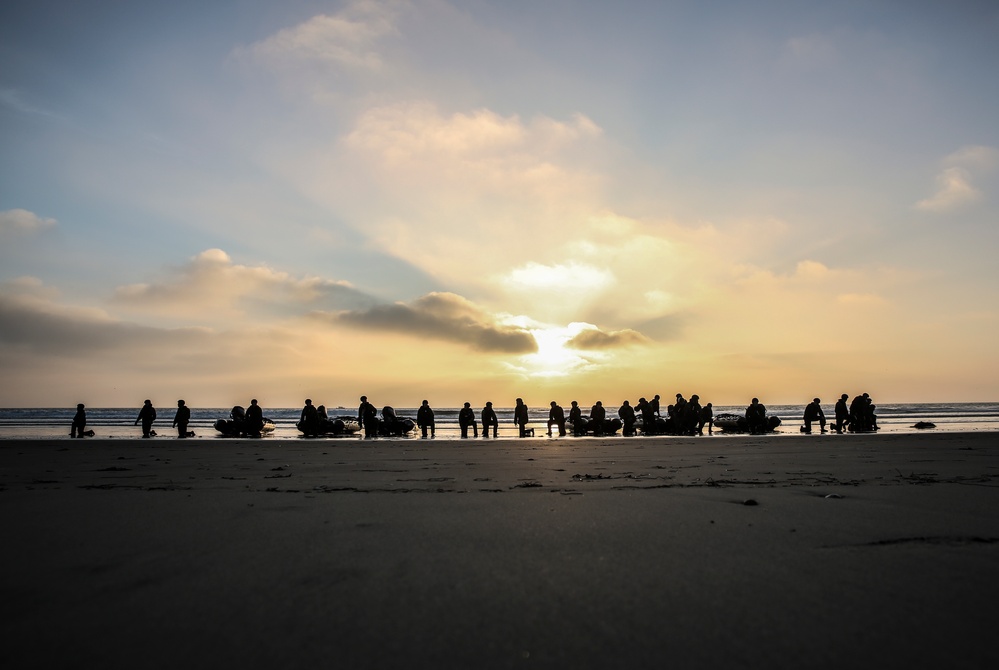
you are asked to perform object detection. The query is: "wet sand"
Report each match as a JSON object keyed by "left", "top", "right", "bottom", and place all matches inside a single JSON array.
[{"left": 3, "top": 432, "right": 999, "bottom": 669}]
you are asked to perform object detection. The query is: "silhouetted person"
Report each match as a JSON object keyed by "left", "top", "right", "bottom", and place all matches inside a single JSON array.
[
  {"left": 317, "top": 405, "right": 328, "bottom": 420},
  {"left": 245, "top": 399, "right": 264, "bottom": 437},
  {"left": 173, "top": 399, "right": 191, "bottom": 438},
  {"left": 417, "top": 400, "right": 436, "bottom": 438},
  {"left": 619, "top": 400, "right": 636, "bottom": 436},
  {"left": 382, "top": 406, "right": 401, "bottom": 435},
  {"left": 71, "top": 403, "right": 87, "bottom": 438},
  {"left": 568, "top": 401, "right": 583, "bottom": 436},
  {"left": 746, "top": 397, "right": 767, "bottom": 434},
  {"left": 481, "top": 402, "right": 498, "bottom": 437},
  {"left": 590, "top": 401, "right": 606, "bottom": 435},
  {"left": 684, "top": 395, "right": 702, "bottom": 435},
  {"left": 300, "top": 399, "right": 319, "bottom": 436},
  {"left": 135, "top": 399, "right": 156, "bottom": 438},
  {"left": 514, "top": 398, "right": 529, "bottom": 437},
  {"left": 459, "top": 402, "right": 478, "bottom": 438},
  {"left": 803, "top": 398, "right": 826, "bottom": 434},
  {"left": 636, "top": 397, "right": 655, "bottom": 435},
  {"left": 358, "top": 395, "right": 377, "bottom": 438},
  {"left": 834, "top": 394, "right": 850, "bottom": 433},
  {"left": 547, "top": 401, "right": 566, "bottom": 437},
  {"left": 698, "top": 402, "right": 714, "bottom": 435},
  {"left": 650, "top": 394, "right": 661, "bottom": 417}
]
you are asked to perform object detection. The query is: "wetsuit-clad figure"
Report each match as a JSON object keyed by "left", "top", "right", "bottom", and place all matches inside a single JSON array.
[
  {"left": 746, "top": 398, "right": 767, "bottom": 434},
  {"left": 71, "top": 403, "right": 87, "bottom": 438},
  {"left": 674, "top": 394, "right": 688, "bottom": 420},
  {"left": 245, "top": 399, "right": 264, "bottom": 437},
  {"left": 619, "top": 400, "right": 636, "bottom": 436},
  {"left": 514, "top": 398, "right": 530, "bottom": 437},
  {"left": 683, "top": 395, "right": 702, "bottom": 435},
  {"left": 173, "top": 399, "right": 191, "bottom": 438},
  {"left": 650, "top": 394, "right": 661, "bottom": 418},
  {"left": 803, "top": 398, "right": 826, "bottom": 434},
  {"left": 698, "top": 403, "right": 714, "bottom": 435},
  {"left": 834, "top": 394, "right": 850, "bottom": 433},
  {"left": 358, "top": 395, "right": 377, "bottom": 438},
  {"left": 417, "top": 400, "right": 436, "bottom": 438},
  {"left": 568, "top": 401, "right": 583, "bottom": 436},
  {"left": 547, "top": 401, "right": 566, "bottom": 437},
  {"left": 300, "top": 399, "right": 319, "bottom": 436},
  {"left": 135, "top": 399, "right": 157, "bottom": 438},
  {"left": 636, "top": 397, "right": 655, "bottom": 435},
  {"left": 481, "top": 402, "right": 498, "bottom": 437},
  {"left": 459, "top": 402, "right": 478, "bottom": 438},
  {"left": 590, "top": 401, "right": 606, "bottom": 436}
]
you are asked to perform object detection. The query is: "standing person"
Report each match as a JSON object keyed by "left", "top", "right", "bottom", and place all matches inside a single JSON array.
[
  {"left": 649, "top": 394, "right": 662, "bottom": 417},
  {"left": 173, "top": 399, "right": 191, "bottom": 438},
  {"left": 135, "top": 399, "right": 157, "bottom": 438},
  {"left": 745, "top": 397, "right": 767, "bottom": 434},
  {"left": 417, "top": 400, "right": 435, "bottom": 438},
  {"left": 685, "top": 395, "right": 703, "bottom": 436},
  {"left": 245, "top": 399, "right": 264, "bottom": 437},
  {"left": 834, "top": 394, "right": 850, "bottom": 433},
  {"left": 481, "top": 402, "right": 498, "bottom": 438},
  {"left": 358, "top": 395, "right": 378, "bottom": 438},
  {"left": 71, "top": 403, "right": 87, "bottom": 438},
  {"left": 514, "top": 398, "right": 530, "bottom": 437},
  {"left": 547, "top": 401, "right": 566, "bottom": 437},
  {"left": 636, "top": 397, "right": 655, "bottom": 435},
  {"left": 803, "top": 398, "right": 827, "bottom": 434},
  {"left": 568, "top": 401, "right": 583, "bottom": 436},
  {"left": 619, "top": 400, "right": 636, "bottom": 436},
  {"left": 459, "top": 402, "right": 478, "bottom": 438},
  {"left": 589, "top": 401, "right": 606, "bottom": 436},
  {"left": 698, "top": 402, "right": 714, "bottom": 435}
]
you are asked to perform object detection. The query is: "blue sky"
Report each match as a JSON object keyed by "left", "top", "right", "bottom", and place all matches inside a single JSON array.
[{"left": 2, "top": 0, "right": 997, "bottom": 407}]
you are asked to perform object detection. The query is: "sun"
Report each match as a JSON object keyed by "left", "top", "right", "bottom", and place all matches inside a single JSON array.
[{"left": 519, "top": 325, "right": 600, "bottom": 378}]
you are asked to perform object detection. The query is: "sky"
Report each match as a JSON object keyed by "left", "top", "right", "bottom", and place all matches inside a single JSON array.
[{"left": 1, "top": 0, "right": 998, "bottom": 409}]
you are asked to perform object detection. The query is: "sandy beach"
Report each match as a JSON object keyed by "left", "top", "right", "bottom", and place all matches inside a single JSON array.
[{"left": 3, "top": 432, "right": 998, "bottom": 669}]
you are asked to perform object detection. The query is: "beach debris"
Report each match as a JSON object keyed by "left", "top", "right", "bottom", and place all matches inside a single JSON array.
[
  {"left": 912, "top": 421, "right": 936, "bottom": 429},
  {"left": 824, "top": 493, "right": 843, "bottom": 499},
  {"left": 742, "top": 498, "right": 758, "bottom": 506},
  {"left": 572, "top": 473, "right": 610, "bottom": 481}
]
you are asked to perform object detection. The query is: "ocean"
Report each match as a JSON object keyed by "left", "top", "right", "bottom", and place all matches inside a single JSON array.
[{"left": 1, "top": 402, "right": 998, "bottom": 440}]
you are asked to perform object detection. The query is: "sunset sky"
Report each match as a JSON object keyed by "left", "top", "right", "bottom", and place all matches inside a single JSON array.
[{"left": 2, "top": 0, "right": 997, "bottom": 409}]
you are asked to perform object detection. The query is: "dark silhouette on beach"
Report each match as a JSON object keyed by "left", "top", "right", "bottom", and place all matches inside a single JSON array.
[
  {"left": 135, "top": 399, "right": 156, "bottom": 438},
  {"left": 568, "top": 401, "right": 583, "bottom": 436},
  {"left": 547, "top": 401, "right": 566, "bottom": 437},
  {"left": 459, "top": 402, "right": 478, "bottom": 438},
  {"left": 514, "top": 398, "right": 530, "bottom": 437},
  {"left": 417, "top": 400, "right": 435, "bottom": 438},
  {"left": 245, "top": 399, "right": 264, "bottom": 437},
  {"left": 481, "top": 402, "right": 498, "bottom": 437},
  {"left": 173, "top": 399, "right": 191, "bottom": 438},
  {"left": 802, "top": 398, "right": 827, "bottom": 434},
  {"left": 300, "top": 399, "right": 319, "bottom": 436},
  {"left": 358, "top": 396, "right": 377, "bottom": 438},
  {"left": 71, "top": 403, "right": 87, "bottom": 438},
  {"left": 619, "top": 400, "right": 636, "bottom": 436}
]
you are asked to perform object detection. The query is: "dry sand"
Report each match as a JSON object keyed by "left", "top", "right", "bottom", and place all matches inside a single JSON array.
[{"left": 3, "top": 432, "right": 999, "bottom": 669}]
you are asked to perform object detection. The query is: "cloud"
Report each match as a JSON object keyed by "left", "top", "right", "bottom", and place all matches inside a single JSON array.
[
  {"left": 324, "top": 291, "right": 538, "bottom": 353},
  {"left": 565, "top": 326, "right": 650, "bottom": 350},
  {"left": 0, "top": 209, "right": 57, "bottom": 234},
  {"left": 915, "top": 167, "right": 981, "bottom": 211},
  {"left": 916, "top": 146, "right": 996, "bottom": 212},
  {"left": 502, "top": 261, "right": 614, "bottom": 291},
  {"left": 113, "top": 248, "right": 375, "bottom": 322},
  {"left": 237, "top": 1, "right": 399, "bottom": 71}
]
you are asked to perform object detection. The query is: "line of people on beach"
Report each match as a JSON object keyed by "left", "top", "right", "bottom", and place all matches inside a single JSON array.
[{"left": 69, "top": 392, "right": 879, "bottom": 438}]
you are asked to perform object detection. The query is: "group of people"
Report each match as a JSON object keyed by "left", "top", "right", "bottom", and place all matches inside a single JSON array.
[
  {"left": 70, "top": 400, "right": 193, "bottom": 438},
  {"left": 71, "top": 392, "right": 879, "bottom": 439}
]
